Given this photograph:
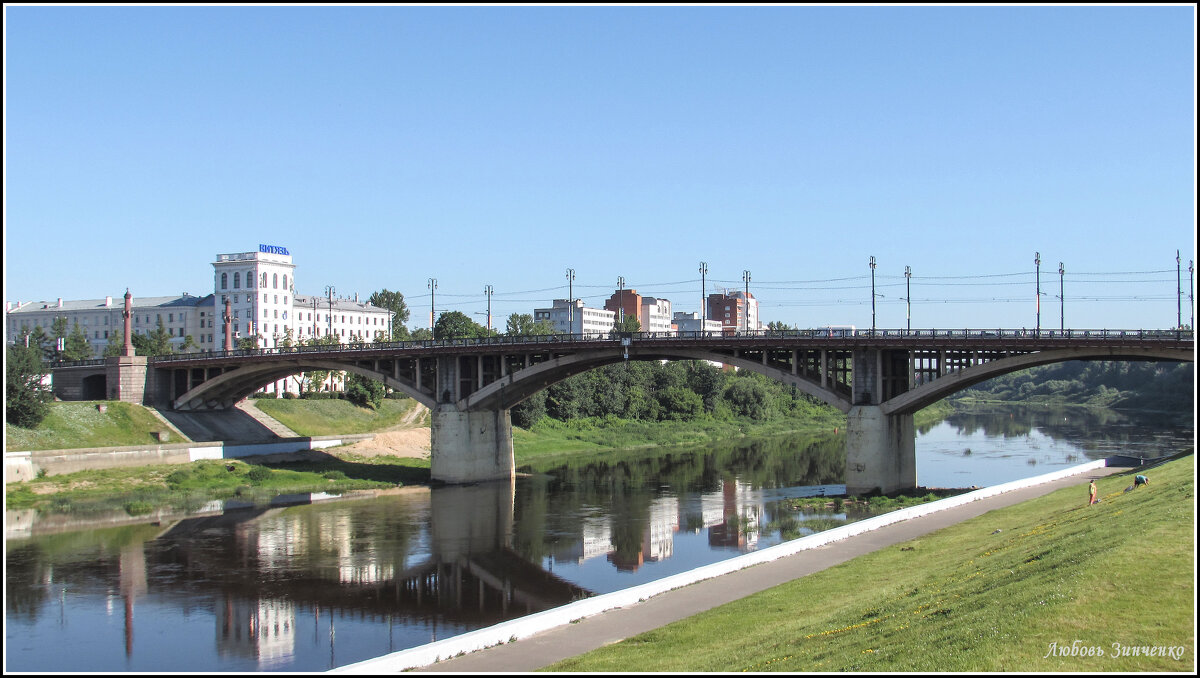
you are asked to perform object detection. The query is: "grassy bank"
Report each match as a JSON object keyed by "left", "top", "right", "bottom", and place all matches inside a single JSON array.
[
  {"left": 252, "top": 397, "right": 425, "bottom": 435},
  {"left": 5, "top": 455, "right": 429, "bottom": 515},
  {"left": 5, "top": 401, "right": 172, "bottom": 451},
  {"left": 547, "top": 456, "right": 1195, "bottom": 672}
]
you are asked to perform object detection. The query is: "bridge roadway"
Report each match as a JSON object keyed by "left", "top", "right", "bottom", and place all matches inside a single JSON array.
[{"left": 53, "top": 328, "right": 1194, "bottom": 494}]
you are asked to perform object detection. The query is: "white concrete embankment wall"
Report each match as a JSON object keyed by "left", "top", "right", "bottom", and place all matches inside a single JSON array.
[{"left": 331, "top": 459, "right": 1108, "bottom": 674}]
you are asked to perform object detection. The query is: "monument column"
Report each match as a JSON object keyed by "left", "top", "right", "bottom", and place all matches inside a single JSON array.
[
  {"left": 107, "top": 289, "right": 148, "bottom": 404},
  {"left": 223, "top": 297, "right": 233, "bottom": 351}
]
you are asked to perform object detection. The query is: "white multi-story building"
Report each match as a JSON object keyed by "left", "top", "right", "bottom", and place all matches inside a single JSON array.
[
  {"left": 639, "top": 296, "right": 673, "bottom": 334},
  {"left": 533, "top": 299, "right": 615, "bottom": 337},
  {"left": 672, "top": 311, "right": 723, "bottom": 335},
  {"left": 5, "top": 245, "right": 391, "bottom": 357}
]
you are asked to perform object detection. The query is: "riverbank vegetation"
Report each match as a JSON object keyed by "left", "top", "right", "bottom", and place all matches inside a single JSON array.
[
  {"left": 4, "top": 455, "right": 427, "bottom": 515},
  {"left": 252, "top": 396, "right": 427, "bottom": 435},
  {"left": 5, "top": 401, "right": 171, "bottom": 451},
  {"left": 547, "top": 455, "right": 1194, "bottom": 672},
  {"left": 953, "top": 360, "right": 1193, "bottom": 413}
]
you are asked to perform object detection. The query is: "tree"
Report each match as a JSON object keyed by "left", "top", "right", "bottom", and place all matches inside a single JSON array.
[
  {"left": 345, "top": 373, "right": 385, "bottom": 410},
  {"left": 368, "top": 289, "right": 411, "bottom": 340},
  {"left": 103, "top": 330, "right": 125, "bottom": 358},
  {"left": 410, "top": 327, "right": 434, "bottom": 341},
  {"left": 6, "top": 335, "right": 52, "bottom": 428},
  {"left": 434, "top": 311, "right": 490, "bottom": 339},
  {"left": 610, "top": 314, "right": 641, "bottom": 335},
  {"left": 62, "top": 322, "right": 93, "bottom": 361},
  {"left": 766, "top": 320, "right": 794, "bottom": 331},
  {"left": 133, "top": 318, "right": 174, "bottom": 356},
  {"left": 505, "top": 312, "right": 557, "bottom": 336}
]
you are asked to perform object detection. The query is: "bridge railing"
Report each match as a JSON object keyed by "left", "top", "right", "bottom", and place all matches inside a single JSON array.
[{"left": 116, "top": 327, "right": 1193, "bottom": 366}]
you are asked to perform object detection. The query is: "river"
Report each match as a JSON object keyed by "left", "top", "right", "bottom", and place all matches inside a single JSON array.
[{"left": 4, "top": 404, "right": 1193, "bottom": 672}]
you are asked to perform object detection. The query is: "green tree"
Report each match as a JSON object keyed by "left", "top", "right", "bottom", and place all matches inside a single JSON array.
[
  {"left": 610, "top": 314, "right": 641, "bottom": 335},
  {"left": 133, "top": 318, "right": 175, "bottom": 356},
  {"left": 236, "top": 335, "right": 260, "bottom": 351},
  {"left": 6, "top": 335, "right": 52, "bottom": 428},
  {"left": 434, "top": 311, "right": 491, "bottom": 339},
  {"left": 62, "top": 321, "right": 93, "bottom": 361},
  {"left": 368, "top": 289, "right": 411, "bottom": 340},
  {"left": 345, "top": 373, "right": 386, "bottom": 409},
  {"left": 505, "top": 313, "right": 557, "bottom": 336},
  {"left": 103, "top": 330, "right": 125, "bottom": 358}
]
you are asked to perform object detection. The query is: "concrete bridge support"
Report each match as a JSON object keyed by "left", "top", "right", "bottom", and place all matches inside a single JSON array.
[
  {"left": 844, "top": 405, "right": 915, "bottom": 495},
  {"left": 430, "top": 406, "right": 516, "bottom": 485}
]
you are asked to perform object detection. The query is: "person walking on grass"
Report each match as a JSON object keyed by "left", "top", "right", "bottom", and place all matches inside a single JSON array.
[{"left": 1088, "top": 479, "right": 1098, "bottom": 505}]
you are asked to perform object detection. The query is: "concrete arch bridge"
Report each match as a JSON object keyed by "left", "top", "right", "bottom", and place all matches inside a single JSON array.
[{"left": 62, "top": 328, "right": 1193, "bottom": 494}]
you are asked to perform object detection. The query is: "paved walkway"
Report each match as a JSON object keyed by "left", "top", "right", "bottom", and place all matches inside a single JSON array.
[{"left": 410, "top": 465, "right": 1125, "bottom": 673}]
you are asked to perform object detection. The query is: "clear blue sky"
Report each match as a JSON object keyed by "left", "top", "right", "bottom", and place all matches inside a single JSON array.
[{"left": 4, "top": 5, "right": 1196, "bottom": 332}]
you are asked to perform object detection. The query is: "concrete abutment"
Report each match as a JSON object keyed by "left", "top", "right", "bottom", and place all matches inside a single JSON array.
[
  {"left": 844, "top": 405, "right": 916, "bottom": 495},
  {"left": 430, "top": 406, "right": 515, "bottom": 485}
]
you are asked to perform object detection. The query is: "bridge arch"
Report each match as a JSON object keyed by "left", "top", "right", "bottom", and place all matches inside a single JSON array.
[
  {"left": 172, "top": 359, "right": 437, "bottom": 411},
  {"left": 881, "top": 346, "right": 1193, "bottom": 415},
  {"left": 462, "top": 346, "right": 854, "bottom": 413}
]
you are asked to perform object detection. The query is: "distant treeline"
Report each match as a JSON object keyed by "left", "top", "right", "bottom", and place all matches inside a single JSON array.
[
  {"left": 512, "top": 360, "right": 838, "bottom": 429},
  {"left": 955, "top": 360, "right": 1194, "bottom": 412}
]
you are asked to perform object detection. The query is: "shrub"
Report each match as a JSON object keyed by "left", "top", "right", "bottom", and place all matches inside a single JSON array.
[{"left": 245, "top": 466, "right": 272, "bottom": 482}]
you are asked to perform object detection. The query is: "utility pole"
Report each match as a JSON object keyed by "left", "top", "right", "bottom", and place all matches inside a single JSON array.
[
  {"left": 1189, "top": 259, "right": 1195, "bottom": 331},
  {"left": 325, "top": 285, "right": 335, "bottom": 340},
  {"left": 484, "top": 284, "right": 493, "bottom": 333},
  {"left": 869, "top": 256, "right": 877, "bottom": 334},
  {"left": 1058, "top": 262, "right": 1065, "bottom": 333},
  {"left": 427, "top": 278, "right": 437, "bottom": 332},
  {"left": 1177, "top": 250, "right": 1182, "bottom": 329},
  {"left": 904, "top": 265, "right": 911, "bottom": 331},
  {"left": 742, "top": 270, "right": 751, "bottom": 334},
  {"left": 565, "top": 268, "right": 575, "bottom": 334},
  {"left": 617, "top": 276, "right": 625, "bottom": 328},
  {"left": 699, "top": 261, "right": 708, "bottom": 323},
  {"left": 1034, "top": 252, "right": 1041, "bottom": 337}
]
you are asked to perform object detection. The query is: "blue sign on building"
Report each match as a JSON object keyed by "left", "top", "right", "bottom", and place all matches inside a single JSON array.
[{"left": 259, "top": 244, "right": 290, "bottom": 256}]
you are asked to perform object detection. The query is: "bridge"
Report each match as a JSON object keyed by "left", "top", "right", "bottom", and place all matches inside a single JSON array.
[{"left": 50, "top": 327, "right": 1193, "bottom": 494}]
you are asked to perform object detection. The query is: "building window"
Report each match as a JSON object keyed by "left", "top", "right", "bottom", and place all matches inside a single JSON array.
[
  {"left": 169, "top": 313, "right": 174, "bottom": 322},
  {"left": 282, "top": 275, "right": 288, "bottom": 290},
  {"left": 221, "top": 272, "right": 228, "bottom": 289},
  {"left": 261, "top": 272, "right": 267, "bottom": 288},
  {"left": 273, "top": 273, "right": 278, "bottom": 289},
  {"left": 233, "top": 272, "right": 240, "bottom": 289}
]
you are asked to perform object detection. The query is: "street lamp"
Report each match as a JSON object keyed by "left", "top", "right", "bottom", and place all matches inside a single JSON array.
[
  {"left": 1189, "top": 259, "right": 1195, "bottom": 331},
  {"left": 699, "top": 261, "right": 708, "bottom": 322},
  {"left": 1034, "top": 252, "right": 1041, "bottom": 337},
  {"left": 617, "top": 276, "right": 625, "bottom": 328},
  {"left": 484, "top": 285, "right": 493, "bottom": 333},
  {"left": 904, "top": 265, "right": 911, "bottom": 331},
  {"left": 324, "top": 285, "right": 335, "bottom": 340},
  {"left": 427, "top": 278, "right": 437, "bottom": 332},
  {"left": 565, "top": 268, "right": 575, "bottom": 334},
  {"left": 869, "top": 256, "right": 877, "bottom": 334},
  {"left": 1058, "top": 262, "right": 1065, "bottom": 333},
  {"left": 742, "top": 270, "right": 751, "bottom": 334},
  {"left": 1177, "top": 250, "right": 1182, "bottom": 329}
]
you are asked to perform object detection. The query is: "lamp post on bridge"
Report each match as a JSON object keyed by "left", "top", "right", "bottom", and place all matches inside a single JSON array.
[
  {"left": 565, "top": 268, "right": 575, "bottom": 334},
  {"left": 869, "top": 256, "right": 877, "bottom": 334},
  {"left": 1034, "top": 252, "right": 1041, "bottom": 337},
  {"left": 1058, "top": 262, "right": 1065, "bottom": 333},
  {"left": 617, "top": 276, "right": 625, "bottom": 328},
  {"left": 324, "top": 285, "right": 335, "bottom": 340},
  {"left": 742, "top": 269, "right": 751, "bottom": 334},
  {"left": 1189, "top": 259, "right": 1195, "bottom": 332},
  {"left": 699, "top": 261, "right": 708, "bottom": 324},
  {"left": 904, "top": 265, "right": 911, "bottom": 332},
  {"left": 484, "top": 284, "right": 493, "bottom": 333},
  {"left": 428, "top": 278, "right": 437, "bottom": 332},
  {"left": 1177, "top": 250, "right": 1182, "bottom": 330}
]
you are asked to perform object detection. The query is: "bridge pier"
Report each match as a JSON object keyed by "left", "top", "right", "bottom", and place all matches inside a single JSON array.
[
  {"left": 844, "top": 405, "right": 915, "bottom": 495},
  {"left": 430, "top": 405, "right": 515, "bottom": 485}
]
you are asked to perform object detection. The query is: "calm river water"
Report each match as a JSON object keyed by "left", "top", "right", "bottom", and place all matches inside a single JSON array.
[{"left": 5, "top": 405, "right": 1193, "bottom": 672}]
